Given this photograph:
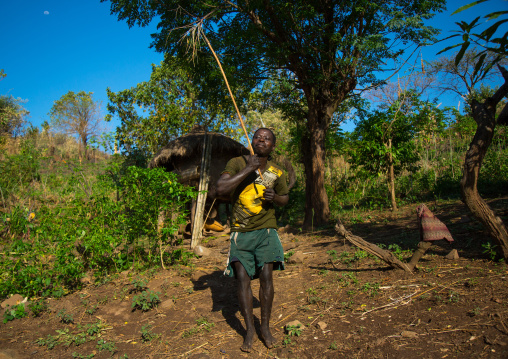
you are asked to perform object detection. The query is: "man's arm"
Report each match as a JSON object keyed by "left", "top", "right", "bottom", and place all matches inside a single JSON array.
[{"left": 216, "top": 155, "right": 260, "bottom": 196}]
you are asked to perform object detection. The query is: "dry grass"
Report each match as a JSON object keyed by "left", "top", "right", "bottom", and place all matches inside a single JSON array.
[{"left": 1, "top": 131, "right": 110, "bottom": 161}]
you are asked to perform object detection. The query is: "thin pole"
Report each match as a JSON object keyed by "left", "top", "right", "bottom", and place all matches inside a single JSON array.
[
  {"left": 200, "top": 32, "right": 263, "bottom": 179},
  {"left": 191, "top": 132, "right": 212, "bottom": 249}
]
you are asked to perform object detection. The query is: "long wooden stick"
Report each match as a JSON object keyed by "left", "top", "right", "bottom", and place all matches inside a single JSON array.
[
  {"left": 199, "top": 31, "right": 263, "bottom": 179},
  {"left": 335, "top": 220, "right": 413, "bottom": 273}
]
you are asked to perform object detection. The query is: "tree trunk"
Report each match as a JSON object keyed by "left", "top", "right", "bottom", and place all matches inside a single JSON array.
[
  {"left": 460, "top": 66, "right": 508, "bottom": 260},
  {"left": 301, "top": 110, "right": 330, "bottom": 230},
  {"left": 386, "top": 139, "right": 397, "bottom": 211},
  {"left": 82, "top": 135, "right": 88, "bottom": 160}
]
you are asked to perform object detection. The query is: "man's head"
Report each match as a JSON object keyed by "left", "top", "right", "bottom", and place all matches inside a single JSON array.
[{"left": 252, "top": 128, "right": 276, "bottom": 157}]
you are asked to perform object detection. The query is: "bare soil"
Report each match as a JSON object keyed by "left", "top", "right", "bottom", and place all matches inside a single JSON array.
[{"left": 1, "top": 198, "right": 508, "bottom": 359}]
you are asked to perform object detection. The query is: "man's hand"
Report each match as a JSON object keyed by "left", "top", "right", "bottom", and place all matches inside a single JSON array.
[
  {"left": 263, "top": 188, "right": 276, "bottom": 202},
  {"left": 263, "top": 188, "right": 289, "bottom": 206},
  {"left": 246, "top": 154, "right": 261, "bottom": 172}
]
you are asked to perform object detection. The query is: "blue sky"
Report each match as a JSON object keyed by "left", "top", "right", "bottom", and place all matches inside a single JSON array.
[
  {"left": 1, "top": 0, "right": 507, "bottom": 134},
  {"left": 1, "top": 0, "right": 163, "bottom": 133}
]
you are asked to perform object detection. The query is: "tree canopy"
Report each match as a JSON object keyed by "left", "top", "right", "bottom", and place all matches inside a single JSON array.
[
  {"left": 106, "top": 57, "right": 244, "bottom": 161},
  {"left": 49, "top": 91, "right": 103, "bottom": 158},
  {"left": 349, "top": 89, "right": 446, "bottom": 209},
  {"left": 0, "top": 70, "right": 29, "bottom": 140},
  {"left": 104, "top": 0, "right": 446, "bottom": 227},
  {"left": 0, "top": 95, "right": 29, "bottom": 139}
]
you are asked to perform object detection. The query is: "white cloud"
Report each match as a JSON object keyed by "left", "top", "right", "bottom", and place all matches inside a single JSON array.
[{"left": 44, "top": 11, "right": 49, "bottom": 15}]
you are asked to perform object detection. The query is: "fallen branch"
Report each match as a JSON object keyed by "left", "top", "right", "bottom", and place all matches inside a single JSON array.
[
  {"left": 334, "top": 220, "right": 413, "bottom": 273},
  {"left": 179, "top": 342, "right": 208, "bottom": 357},
  {"left": 361, "top": 291, "right": 418, "bottom": 316}
]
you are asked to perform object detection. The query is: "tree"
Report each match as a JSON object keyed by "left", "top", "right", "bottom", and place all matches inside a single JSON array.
[
  {"left": 104, "top": 0, "right": 446, "bottom": 228},
  {"left": 438, "top": 0, "right": 508, "bottom": 259},
  {"left": 429, "top": 49, "right": 507, "bottom": 105},
  {"left": 349, "top": 90, "right": 445, "bottom": 210},
  {"left": 49, "top": 91, "right": 103, "bottom": 159},
  {"left": 0, "top": 70, "right": 29, "bottom": 140},
  {"left": 106, "top": 57, "right": 240, "bottom": 161},
  {"left": 0, "top": 95, "right": 29, "bottom": 139}
]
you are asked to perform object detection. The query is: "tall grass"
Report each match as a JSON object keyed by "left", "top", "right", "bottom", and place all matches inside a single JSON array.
[{"left": 324, "top": 127, "right": 508, "bottom": 217}]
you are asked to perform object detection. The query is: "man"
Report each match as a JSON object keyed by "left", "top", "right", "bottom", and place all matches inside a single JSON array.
[{"left": 216, "top": 128, "right": 289, "bottom": 352}]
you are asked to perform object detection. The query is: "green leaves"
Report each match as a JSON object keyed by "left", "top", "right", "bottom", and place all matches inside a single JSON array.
[
  {"left": 3, "top": 304, "right": 27, "bottom": 323},
  {"left": 118, "top": 166, "right": 196, "bottom": 244},
  {"left": 440, "top": 0, "right": 507, "bottom": 72},
  {"left": 348, "top": 91, "right": 445, "bottom": 177},
  {"left": 0, "top": 94, "right": 29, "bottom": 138},
  {"left": 451, "top": 0, "right": 488, "bottom": 15},
  {"left": 106, "top": 56, "right": 238, "bottom": 161},
  {"left": 0, "top": 157, "right": 197, "bottom": 300},
  {"left": 131, "top": 290, "right": 161, "bottom": 311}
]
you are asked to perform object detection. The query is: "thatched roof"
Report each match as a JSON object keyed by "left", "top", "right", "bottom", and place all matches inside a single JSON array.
[{"left": 149, "top": 128, "right": 250, "bottom": 169}]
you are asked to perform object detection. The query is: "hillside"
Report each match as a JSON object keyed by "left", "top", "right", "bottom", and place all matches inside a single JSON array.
[{"left": 1, "top": 199, "right": 507, "bottom": 358}]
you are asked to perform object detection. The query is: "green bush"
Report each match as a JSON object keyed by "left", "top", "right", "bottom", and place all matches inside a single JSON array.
[
  {"left": 0, "top": 137, "right": 40, "bottom": 202},
  {"left": 0, "top": 162, "right": 196, "bottom": 300},
  {"left": 3, "top": 303, "right": 27, "bottom": 323}
]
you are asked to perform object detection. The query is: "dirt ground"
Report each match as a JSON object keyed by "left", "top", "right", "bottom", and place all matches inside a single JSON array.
[{"left": 1, "top": 198, "right": 507, "bottom": 359}]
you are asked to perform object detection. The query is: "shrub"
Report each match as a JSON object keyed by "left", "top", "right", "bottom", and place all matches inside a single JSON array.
[{"left": 0, "top": 161, "right": 196, "bottom": 299}]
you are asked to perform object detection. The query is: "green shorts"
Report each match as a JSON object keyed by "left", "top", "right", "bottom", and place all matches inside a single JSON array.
[{"left": 224, "top": 228, "right": 285, "bottom": 279}]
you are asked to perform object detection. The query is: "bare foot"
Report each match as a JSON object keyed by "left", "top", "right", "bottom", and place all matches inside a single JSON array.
[
  {"left": 240, "top": 329, "right": 255, "bottom": 352},
  {"left": 260, "top": 326, "right": 276, "bottom": 349}
]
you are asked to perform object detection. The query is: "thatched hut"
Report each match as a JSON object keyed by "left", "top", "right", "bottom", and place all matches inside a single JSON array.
[{"left": 149, "top": 126, "right": 250, "bottom": 201}]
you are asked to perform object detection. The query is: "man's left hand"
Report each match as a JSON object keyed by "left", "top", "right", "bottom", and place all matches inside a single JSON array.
[{"left": 263, "top": 188, "right": 276, "bottom": 202}]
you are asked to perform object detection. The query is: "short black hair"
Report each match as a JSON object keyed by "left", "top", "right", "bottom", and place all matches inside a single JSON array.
[{"left": 253, "top": 127, "right": 276, "bottom": 144}]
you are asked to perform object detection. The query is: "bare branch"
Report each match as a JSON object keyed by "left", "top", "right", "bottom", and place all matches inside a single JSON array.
[{"left": 491, "top": 65, "right": 508, "bottom": 104}]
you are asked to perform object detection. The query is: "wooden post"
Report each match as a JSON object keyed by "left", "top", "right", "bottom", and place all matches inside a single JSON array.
[{"left": 190, "top": 132, "right": 212, "bottom": 249}]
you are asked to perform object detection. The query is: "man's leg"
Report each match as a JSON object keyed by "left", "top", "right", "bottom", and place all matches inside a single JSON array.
[
  {"left": 259, "top": 262, "right": 275, "bottom": 348},
  {"left": 233, "top": 261, "right": 255, "bottom": 352}
]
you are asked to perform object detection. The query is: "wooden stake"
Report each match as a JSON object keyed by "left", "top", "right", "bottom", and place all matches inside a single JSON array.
[{"left": 191, "top": 132, "right": 212, "bottom": 249}]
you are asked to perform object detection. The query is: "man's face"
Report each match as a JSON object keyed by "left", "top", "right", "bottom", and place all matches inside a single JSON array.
[{"left": 252, "top": 129, "right": 275, "bottom": 157}]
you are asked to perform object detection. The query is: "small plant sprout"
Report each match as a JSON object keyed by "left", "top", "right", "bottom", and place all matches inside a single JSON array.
[
  {"left": 131, "top": 277, "right": 148, "bottom": 293},
  {"left": 140, "top": 324, "right": 159, "bottom": 342},
  {"left": 181, "top": 317, "right": 215, "bottom": 338},
  {"left": 285, "top": 324, "right": 303, "bottom": 337},
  {"left": 57, "top": 309, "right": 74, "bottom": 324},
  {"left": 3, "top": 304, "right": 27, "bottom": 323},
  {"left": 131, "top": 290, "right": 161, "bottom": 312},
  {"left": 28, "top": 299, "right": 49, "bottom": 317},
  {"left": 327, "top": 250, "right": 338, "bottom": 261},
  {"left": 468, "top": 307, "right": 481, "bottom": 317},
  {"left": 284, "top": 250, "right": 295, "bottom": 262},
  {"left": 96, "top": 339, "right": 116, "bottom": 354}
]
